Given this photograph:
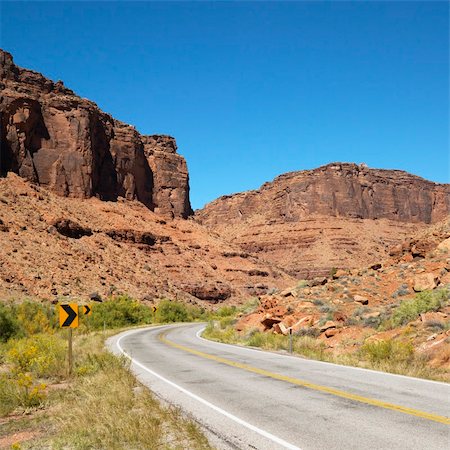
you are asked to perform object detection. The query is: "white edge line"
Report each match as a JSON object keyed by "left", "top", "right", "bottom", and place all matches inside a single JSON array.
[
  {"left": 195, "top": 326, "right": 449, "bottom": 387},
  {"left": 115, "top": 327, "right": 302, "bottom": 450}
]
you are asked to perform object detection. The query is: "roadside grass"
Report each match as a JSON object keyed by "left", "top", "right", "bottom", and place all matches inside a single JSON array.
[
  {"left": 49, "top": 336, "right": 211, "bottom": 450},
  {"left": 0, "top": 296, "right": 214, "bottom": 449}
]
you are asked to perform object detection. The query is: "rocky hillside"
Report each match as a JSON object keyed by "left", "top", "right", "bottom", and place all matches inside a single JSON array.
[
  {"left": 0, "top": 173, "right": 294, "bottom": 304},
  {"left": 196, "top": 163, "right": 450, "bottom": 278},
  {"left": 0, "top": 49, "right": 191, "bottom": 219},
  {"left": 235, "top": 218, "right": 450, "bottom": 371}
]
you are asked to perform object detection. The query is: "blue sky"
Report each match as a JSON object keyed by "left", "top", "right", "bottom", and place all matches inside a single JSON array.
[{"left": 1, "top": 1, "right": 448, "bottom": 209}]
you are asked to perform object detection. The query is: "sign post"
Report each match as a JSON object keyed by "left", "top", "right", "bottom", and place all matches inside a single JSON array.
[
  {"left": 289, "top": 327, "right": 293, "bottom": 354},
  {"left": 59, "top": 303, "right": 79, "bottom": 376}
]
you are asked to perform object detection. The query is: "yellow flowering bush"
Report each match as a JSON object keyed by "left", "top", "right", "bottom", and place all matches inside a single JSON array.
[{"left": 6, "top": 334, "right": 66, "bottom": 378}]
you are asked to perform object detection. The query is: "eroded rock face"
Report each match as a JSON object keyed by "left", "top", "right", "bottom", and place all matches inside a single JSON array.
[
  {"left": 196, "top": 163, "right": 450, "bottom": 278},
  {"left": 0, "top": 49, "right": 192, "bottom": 218},
  {"left": 143, "top": 135, "right": 192, "bottom": 219},
  {"left": 198, "top": 163, "right": 450, "bottom": 226}
]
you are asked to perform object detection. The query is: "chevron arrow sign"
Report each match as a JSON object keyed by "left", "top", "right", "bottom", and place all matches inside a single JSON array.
[{"left": 59, "top": 303, "right": 79, "bottom": 328}]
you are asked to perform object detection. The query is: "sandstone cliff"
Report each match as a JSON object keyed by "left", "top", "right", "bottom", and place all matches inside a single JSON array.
[
  {"left": 196, "top": 163, "right": 450, "bottom": 278},
  {"left": 0, "top": 49, "right": 192, "bottom": 218}
]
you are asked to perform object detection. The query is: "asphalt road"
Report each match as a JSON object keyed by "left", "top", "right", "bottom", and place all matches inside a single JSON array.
[{"left": 107, "top": 324, "right": 450, "bottom": 450}]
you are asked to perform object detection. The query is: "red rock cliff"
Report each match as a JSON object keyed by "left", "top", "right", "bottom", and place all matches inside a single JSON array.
[
  {"left": 196, "top": 163, "right": 449, "bottom": 278},
  {"left": 0, "top": 49, "right": 192, "bottom": 218},
  {"left": 197, "top": 163, "right": 449, "bottom": 226}
]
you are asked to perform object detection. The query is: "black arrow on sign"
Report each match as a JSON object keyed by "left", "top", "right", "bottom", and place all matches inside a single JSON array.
[
  {"left": 84, "top": 305, "right": 91, "bottom": 315},
  {"left": 61, "top": 304, "right": 77, "bottom": 327}
]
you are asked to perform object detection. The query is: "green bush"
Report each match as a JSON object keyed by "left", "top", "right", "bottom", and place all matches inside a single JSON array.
[
  {"left": 360, "top": 339, "right": 414, "bottom": 363},
  {"left": 390, "top": 289, "right": 448, "bottom": 327},
  {"left": 84, "top": 296, "right": 153, "bottom": 329},
  {"left": 215, "top": 305, "right": 237, "bottom": 318},
  {"left": 153, "top": 299, "right": 210, "bottom": 323},
  {"left": 14, "top": 301, "right": 57, "bottom": 336},
  {"left": 0, "top": 303, "right": 21, "bottom": 342},
  {"left": 154, "top": 300, "right": 189, "bottom": 323}
]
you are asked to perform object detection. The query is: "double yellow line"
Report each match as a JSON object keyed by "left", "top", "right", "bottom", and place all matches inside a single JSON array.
[{"left": 159, "top": 332, "right": 450, "bottom": 425}]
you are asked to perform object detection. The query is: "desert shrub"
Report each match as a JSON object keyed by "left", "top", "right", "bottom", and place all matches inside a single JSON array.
[
  {"left": 215, "top": 305, "right": 237, "bottom": 317},
  {"left": 0, "top": 303, "right": 21, "bottom": 342},
  {"left": 313, "top": 299, "right": 324, "bottom": 306},
  {"left": 391, "top": 284, "right": 410, "bottom": 298},
  {"left": 360, "top": 339, "right": 414, "bottom": 364},
  {"left": 219, "top": 316, "right": 236, "bottom": 329},
  {"left": 185, "top": 304, "right": 210, "bottom": 321},
  {"left": 6, "top": 333, "right": 66, "bottom": 378},
  {"left": 362, "top": 314, "right": 384, "bottom": 329},
  {"left": 85, "top": 295, "right": 153, "bottom": 329},
  {"left": 202, "top": 321, "right": 239, "bottom": 343},
  {"left": 390, "top": 289, "right": 448, "bottom": 327},
  {"left": 296, "top": 327, "right": 321, "bottom": 338},
  {"left": 424, "top": 320, "right": 446, "bottom": 331},
  {"left": 319, "top": 304, "right": 335, "bottom": 314},
  {"left": 246, "top": 331, "right": 287, "bottom": 350},
  {"left": 14, "top": 301, "right": 57, "bottom": 336},
  {"left": 154, "top": 300, "right": 189, "bottom": 323},
  {"left": 0, "top": 372, "right": 46, "bottom": 415},
  {"left": 239, "top": 297, "right": 260, "bottom": 315},
  {"left": 293, "top": 336, "right": 326, "bottom": 359}
]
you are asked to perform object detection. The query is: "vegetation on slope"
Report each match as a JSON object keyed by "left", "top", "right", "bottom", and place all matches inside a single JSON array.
[{"left": 202, "top": 288, "right": 450, "bottom": 382}]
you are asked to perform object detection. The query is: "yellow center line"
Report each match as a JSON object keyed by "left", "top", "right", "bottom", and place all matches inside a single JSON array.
[{"left": 158, "top": 332, "right": 450, "bottom": 425}]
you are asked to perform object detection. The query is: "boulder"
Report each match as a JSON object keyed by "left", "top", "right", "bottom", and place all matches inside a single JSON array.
[
  {"left": 354, "top": 294, "right": 369, "bottom": 305},
  {"left": 261, "top": 315, "right": 282, "bottom": 330},
  {"left": 437, "top": 238, "right": 450, "bottom": 253},
  {"left": 273, "top": 322, "right": 288, "bottom": 335},
  {"left": 324, "top": 328, "right": 338, "bottom": 338},
  {"left": 319, "top": 320, "right": 336, "bottom": 332},
  {"left": 413, "top": 273, "right": 439, "bottom": 292}
]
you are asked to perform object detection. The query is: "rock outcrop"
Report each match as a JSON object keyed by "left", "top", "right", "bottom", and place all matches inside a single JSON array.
[
  {"left": 0, "top": 49, "right": 192, "bottom": 218},
  {"left": 196, "top": 163, "right": 450, "bottom": 277},
  {"left": 197, "top": 163, "right": 449, "bottom": 226}
]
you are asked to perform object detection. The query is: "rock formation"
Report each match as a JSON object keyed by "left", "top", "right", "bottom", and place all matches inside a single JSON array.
[
  {"left": 197, "top": 163, "right": 449, "bottom": 225},
  {"left": 0, "top": 49, "right": 192, "bottom": 218},
  {"left": 0, "top": 173, "right": 294, "bottom": 303},
  {"left": 196, "top": 163, "right": 450, "bottom": 278}
]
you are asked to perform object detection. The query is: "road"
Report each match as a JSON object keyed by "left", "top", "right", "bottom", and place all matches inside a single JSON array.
[{"left": 107, "top": 323, "right": 450, "bottom": 450}]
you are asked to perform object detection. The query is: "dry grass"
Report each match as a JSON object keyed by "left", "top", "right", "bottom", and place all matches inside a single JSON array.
[
  {"left": 49, "top": 353, "right": 211, "bottom": 449},
  {"left": 203, "top": 322, "right": 449, "bottom": 382},
  {"left": 0, "top": 330, "right": 213, "bottom": 449}
]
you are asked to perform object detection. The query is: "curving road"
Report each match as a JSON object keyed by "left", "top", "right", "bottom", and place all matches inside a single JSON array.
[{"left": 107, "top": 323, "right": 450, "bottom": 450}]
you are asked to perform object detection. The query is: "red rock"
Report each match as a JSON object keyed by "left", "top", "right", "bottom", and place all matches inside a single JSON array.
[
  {"left": 319, "top": 320, "right": 336, "bottom": 332},
  {"left": 354, "top": 295, "right": 369, "bottom": 305},
  {"left": 0, "top": 49, "right": 191, "bottom": 219},
  {"left": 413, "top": 273, "right": 439, "bottom": 292},
  {"left": 324, "top": 328, "right": 338, "bottom": 338},
  {"left": 196, "top": 163, "right": 449, "bottom": 278},
  {"left": 260, "top": 314, "right": 282, "bottom": 330},
  {"left": 273, "top": 322, "right": 288, "bottom": 335}
]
